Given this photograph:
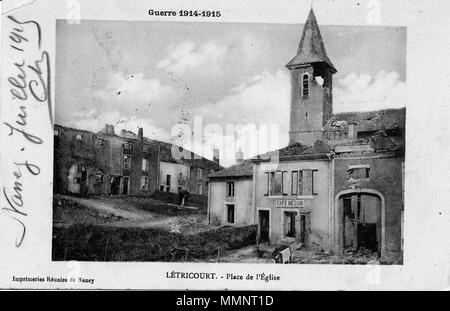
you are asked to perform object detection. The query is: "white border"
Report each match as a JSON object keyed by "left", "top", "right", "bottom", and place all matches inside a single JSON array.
[{"left": 1, "top": 0, "right": 449, "bottom": 290}]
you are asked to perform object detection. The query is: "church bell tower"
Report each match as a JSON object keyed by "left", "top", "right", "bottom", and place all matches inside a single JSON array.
[{"left": 287, "top": 9, "right": 337, "bottom": 146}]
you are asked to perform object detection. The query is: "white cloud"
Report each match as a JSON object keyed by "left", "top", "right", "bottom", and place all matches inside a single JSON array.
[
  {"left": 212, "top": 70, "right": 290, "bottom": 125},
  {"left": 188, "top": 70, "right": 290, "bottom": 166},
  {"left": 94, "top": 72, "right": 175, "bottom": 104},
  {"left": 157, "top": 41, "right": 228, "bottom": 74},
  {"left": 334, "top": 71, "right": 407, "bottom": 112}
]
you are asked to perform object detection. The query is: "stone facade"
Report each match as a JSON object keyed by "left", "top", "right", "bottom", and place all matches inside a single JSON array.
[
  {"left": 54, "top": 124, "right": 221, "bottom": 198},
  {"left": 333, "top": 154, "right": 404, "bottom": 259},
  {"left": 53, "top": 125, "right": 109, "bottom": 196}
]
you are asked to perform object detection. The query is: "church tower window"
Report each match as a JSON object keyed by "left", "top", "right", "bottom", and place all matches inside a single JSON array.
[{"left": 302, "top": 73, "right": 309, "bottom": 98}]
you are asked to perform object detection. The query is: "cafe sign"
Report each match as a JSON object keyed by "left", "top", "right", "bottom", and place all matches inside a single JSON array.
[{"left": 275, "top": 199, "right": 305, "bottom": 208}]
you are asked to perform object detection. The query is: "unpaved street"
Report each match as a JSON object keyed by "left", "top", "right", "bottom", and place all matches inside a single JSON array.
[{"left": 54, "top": 194, "right": 212, "bottom": 235}]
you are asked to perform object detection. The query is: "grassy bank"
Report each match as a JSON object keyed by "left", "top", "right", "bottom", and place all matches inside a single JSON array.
[{"left": 52, "top": 224, "right": 257, "bottom": 262}]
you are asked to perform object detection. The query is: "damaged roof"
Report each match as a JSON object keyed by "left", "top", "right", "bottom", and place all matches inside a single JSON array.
[
  {"left": 208, "top": 150, "right": 277, "bottom": 179},
  {"left": 286, "top": 9, "right": 337, "bottom": 73},
  {"left": 324, "top": 108, "right": 406, "bottom": 132},
  {"left": 208, "top": 160, "right": 254, "bottom": 178},
  {"left": 55, "top": 124, "right": 221, "bottom": 170},
  {"left": 209, "top": 142, "right": 333, "bottom": 179},
  {"left": 277, "top": 141, "right": 332, "bottom": 157},
  {"left": 146, "top": 138, "right": 222, "bottom": 170}
]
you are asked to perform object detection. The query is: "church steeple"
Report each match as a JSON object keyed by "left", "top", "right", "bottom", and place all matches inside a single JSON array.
[
  {"left": 286, "top": 9, "right": 336, "bottom": 73},
  {"left": 287, "top": 8, "right": 337, "bottom": 146}
]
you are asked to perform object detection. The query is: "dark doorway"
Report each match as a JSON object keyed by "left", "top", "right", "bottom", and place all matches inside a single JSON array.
[
  {"left": 300, "top": 214, "right": 307, "bottom": 243},
  {"left": 342, "top": 196, "right": 354, "bottom": 249},
  {"left": 79, "top": 164, "right": 88, "bottom": 196},
  {"left": 110, "top": 176, "right": 121, "bottom": 195},
  {"left": 122, "top": 177, "right": 130, "bottom": 195},
  {"left": 357, "top": 223, "right": 378, "bottom": 252},
  {"left": 259, "top": 210, "right": 270, "bottom": 242},
  {"left": 284, "top": 212, "right": 296, "bottom": 238},
  {"left": 226, "top": 204, "right": 235, "bottom": 223},
  {"left": 341, "top": 193, "right": 382, "bottom": 254},
  {"left": 166, "top": 174, "right": 171, "bottom": 192}
]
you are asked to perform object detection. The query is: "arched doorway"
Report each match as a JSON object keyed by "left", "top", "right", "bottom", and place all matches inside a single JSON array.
[{"left": 335, "top": 189, "right": 385, "bottom": 256}]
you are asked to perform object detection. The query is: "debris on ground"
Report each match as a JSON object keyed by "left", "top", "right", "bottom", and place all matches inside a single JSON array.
[
  {"left": 214, "top": 245, "right": 273, "bottom": 263},
  {"left": 291, "top": 247, "right": 383, "bottom": 264}
]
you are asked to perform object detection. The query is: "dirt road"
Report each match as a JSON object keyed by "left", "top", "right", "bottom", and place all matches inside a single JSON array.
[{"left": 54, "top": 195, "right": 211, "bottom": 235}]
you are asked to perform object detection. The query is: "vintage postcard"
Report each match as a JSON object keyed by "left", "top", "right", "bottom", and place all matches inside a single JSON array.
[{"left": 1, "top": 0, "right": 449, "bottom": 290}]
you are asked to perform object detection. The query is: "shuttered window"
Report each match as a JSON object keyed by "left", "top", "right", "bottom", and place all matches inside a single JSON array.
[
  {"left": 298, "top": 171, "right": 303, "bottom": 195},
  {"left": 282, "top": 171, "right": 288, "bottom": 195},
  {"left": 312, "top": 170, "right": 319, "bottom": 195},
  {"left": 265, "top": 171, "right": 283, "bottom": 196},
  {"left": 291, "top": 171, "right": 298, "bottom": 195},
  {"left": 303, "top": 170, "right": 312, "bottom": 195},
  {"left": 264, "top": 172, "right": 270, "bottom": 196},
  {"left": 270, "top": 171, "right": 282, "bottom": 195}
]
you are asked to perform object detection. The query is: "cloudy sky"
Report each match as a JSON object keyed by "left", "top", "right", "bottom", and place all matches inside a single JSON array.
[{"left": 55, "top": 19, "right": 406, "bottom": 166}]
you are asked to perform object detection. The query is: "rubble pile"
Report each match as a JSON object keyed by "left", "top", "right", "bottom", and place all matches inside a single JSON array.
[{"left": 292, "top": 247, "right": 380, "bottom": 264}]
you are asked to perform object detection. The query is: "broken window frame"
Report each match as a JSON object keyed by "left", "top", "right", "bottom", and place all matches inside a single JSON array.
[
  {"left": 77, "top": 164, "right": 86, "bottom": 173},
  {"left": 197, "top": 168, "right": 203, "bottom": 180},
  {"left": 123, "top": 154, "right": 132, "bottom": 170},
  {"left": 226, "top": 181, "right": 235, "bottom": 198},
  {"left": 123, "top": 142, "right": 132, "bottom": 150},
  {"left": 142, "top": 158, "right": 148, "bottom": 172},
  {"left": 95, "top": 174, "right": 103, "bottom": 183},
  {"left": 140, "top": 176, "right": 148, "bottom": 190},
  {"left": 196, "top": 183, "right": 202, "bottom": 195},
  {"left": 347, "top": 165, "right": 370, "bottom": 183},
  {"left": 95, "top": 138, "right": 104, "bottom": 146}
]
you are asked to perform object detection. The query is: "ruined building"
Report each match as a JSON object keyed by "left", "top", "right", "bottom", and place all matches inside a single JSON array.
[
  {"left": 208, "top": 9, "right": 405, "bottom": 261},
  {"left": 53, "top": 124, "right": 221, "bottom": 197}
]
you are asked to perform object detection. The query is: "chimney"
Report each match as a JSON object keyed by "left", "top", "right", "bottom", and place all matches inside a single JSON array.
[
  {"left": 138, "top": 127, "right": 143, "bottom": 140},
  {"left": 213, "top": 148, "right": 220, "bottom": 165},
  {"left": 236, "top": 147, "right": 244, "bottom": 164},
  {"left": 106, "top": 124, "right": 115, "bottom": 135}
]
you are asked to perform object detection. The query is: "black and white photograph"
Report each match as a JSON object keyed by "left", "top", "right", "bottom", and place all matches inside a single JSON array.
[
  {"left": 52, "top": 7, "right": 405, "bottom": 264},
  {"left": 1, "top": 0, "right": 449, "bottom": 291}
]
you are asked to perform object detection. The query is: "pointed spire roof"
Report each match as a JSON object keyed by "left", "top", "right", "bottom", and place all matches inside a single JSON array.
[{"left": 286, "top": 9, "right": 337, "bottom": 73}]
